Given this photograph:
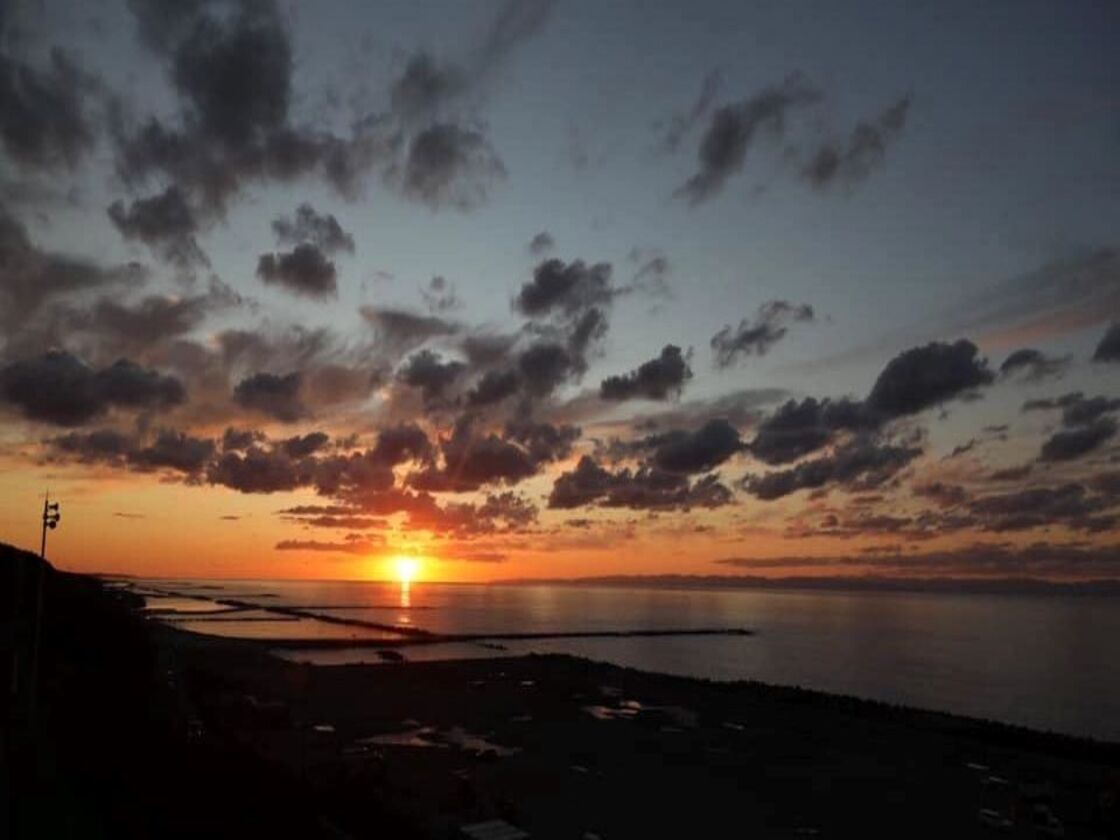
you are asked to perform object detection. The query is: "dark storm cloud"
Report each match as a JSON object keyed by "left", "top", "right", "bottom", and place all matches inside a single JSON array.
[
  {"left": 865, "top": 340, "right": 994, "bottom": 418},
  {"left": 650, "top": 419, "right": 744, "bottom": 475},
  {"left": 415, "top": 417, "right": 537, "bottom": 491},
  {"left": 1039, "top": 418, "right": 1117, "bottom": 462},
  {"left": 912, "top": 481, "right": 970, "bottom": 507},
  {"left": 128, "top": 428, "right": 216, "bottom": 474},
  {"left": 1022, "top": 392, "right": 1083, "bottom": 414},
  {"left": 548, "top": 456, "right": 732, "bottom": 511},
  {"left": 989, "top": 464, "right": 1033, "bottom": 482},
  {"left": 528, "top": 231, "right": 555, "bottom": 256},
  {"left": 511, "top": 258, "right": 631, "bottom": 390},
  {"left": 222, "top": 427, "right": 264, "bottom": 451},
  {"left": 407, "top": 416, "right": 574, "bottom": 495},
  {"left": 1061, "top": 396, "right": 1120, "bottom": 427},
  {"left": 800, "top": 96, "right": 911, "bottom": 191},
  {"left": 372, "top": 422, "right": 433, "bottom": 467},
  {"left": 600, "top": 345, "right": 692, "bottom": 402},
  {"left": 0, "top": 203, "right": 144, "bottom": 333},
  {"left": 1, "top": 351, "right": 184, "bottom": 426},
  {"left": 968, "top": 483, "right": 1115, "bottom": 532},
  {"left": 742, "top": 435, "right": 921, "bottom": 500},
  {"left": 271, "top": 203, "right": 354, "bottom": 254},
  {"left": 280, "top": 431, "right": 330, "bottom": 459},
  {"left": 232, "top": 371, "right": 305, "bottom": 422},
  {"left": 1022, "top": 392, "right": 1120, "bottom": 428},
  {"left": 206, "top": 433, "right": 415, "bottom": 500},
  {"left": 1093, "top": 323, "right": 1120, "bottom": 362},
  {"left": 207, "top": 445, "right": 314, "bottom": 493},
  {"left": 504, "top": 417, "right": 580, "bottom": 464},
  {"left": 395, "top": 123, "right": 505, "bottom": 210},
  {"left": 256, "top": 244, "right": 337, "bottom": 299},
  {"left": 467, "top": 369, "right": 520, "bottom": 407},
  {"left": 998, "top": 348, "right": 1069, "bottom": 382},
  {"left": 716, "top": 542, "right": 1120, "bottom": 578},
  {"left": 170, "top": 4, "right": 291, "bottom": 150},
  {"left": 747, "top": 397, "right": 870, "bottom": 465},
  {"left": 460, "top": 332, "right": 519, "bottom": 367},
  {"left": 659, "top": 68, "right": 724, "bottom": 153},
  {"left": 567, "top": 307, "right": 609, "bottom": 357},
  {"left": 397, "top": 349, "right": 466, "bottom": 404},
  {"left": 516, "top": 342, "right": 581, "bottom": 398},
  {"left": 116, "top": 1, "right": 387, "bottom": 213},
  {"left": 514, "top": 258, "right": 615, "bottom": 318},
  {"left": 107, "top": 185, "right": 207, "bottom": 269},
  {"left": 676, "top": 74, "right": 821, "bottom": 205},
  {"left": 740, "top": 340, "right": 991, "bottom": 485},
  {"left": 389, "top": 52, "right": 466, "bottom": 124},
  {"left": 361, "top": 306, "right": 459, "bottom": 354},
  {"left": 51, "top": 428, "right": 135, "bottom": 465},
  {"left": 0, "top": 48, "right": 99, "bottom": 170},
  {"left": 710, "top": 301, "right": 815, "bottom": 367},
  {"left": 311, "top": 449, "right": 396, "bottom": 497},
  {"left": 50, "top": 427, "right": 214, "bottom": 475},
  {"left": 408, "top": 491, "right": 538, "bottom": 537}
]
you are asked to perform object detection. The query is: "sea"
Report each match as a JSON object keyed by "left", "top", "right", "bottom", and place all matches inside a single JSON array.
[{"left": 131, "top": 577, "right": 1120, "bottom": 743}]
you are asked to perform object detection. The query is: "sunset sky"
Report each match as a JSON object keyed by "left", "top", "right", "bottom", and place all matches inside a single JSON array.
[{"left": 1, "top": 0, "right": 1118, "bottom": 582}]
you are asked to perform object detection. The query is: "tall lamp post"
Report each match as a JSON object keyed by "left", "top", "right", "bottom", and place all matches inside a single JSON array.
[
  {"left": 41, "top": 494, "right": 61, "bottom": 557},
  {"left": 28, "top": 494, "right": 60, "bottom": 724}
]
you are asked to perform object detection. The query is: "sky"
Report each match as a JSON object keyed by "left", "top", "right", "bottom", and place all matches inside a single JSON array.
[{"left": 0, "top": 0, "right": 1118, "bottom": 583}]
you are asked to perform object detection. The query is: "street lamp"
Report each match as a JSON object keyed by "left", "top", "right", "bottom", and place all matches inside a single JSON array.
[
  {"left": 41, "top": 494, "right": 61, "bottom": 558},
  {"left": 28, "top": 493, "right": 61, "bottom": 725}
]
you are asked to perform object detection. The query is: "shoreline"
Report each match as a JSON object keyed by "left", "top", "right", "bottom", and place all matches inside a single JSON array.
[
  {"left": 152, "top": 618, "right": 1120, "bottom": 837},
  {"left": 98, "top": 570, "right": 1120, "bottom": 597},
  {"left": 9, "top": 551, "right": 1120, "bottom": 837},
  {"left": 157, "top": 620, "right": 1120, "bottom": 757}
]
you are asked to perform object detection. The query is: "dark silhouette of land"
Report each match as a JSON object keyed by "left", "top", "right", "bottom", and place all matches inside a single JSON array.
[
  {"left": 497, "top": 573, "right": 1120, "bottom": 597},
  {"left": 4, "top": 542, "right": 1119, "bottom": 838}
]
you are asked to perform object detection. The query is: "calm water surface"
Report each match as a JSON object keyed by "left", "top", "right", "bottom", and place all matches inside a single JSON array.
[{"left": 138, "top": 578, "right": 1120, "bottom": 742}]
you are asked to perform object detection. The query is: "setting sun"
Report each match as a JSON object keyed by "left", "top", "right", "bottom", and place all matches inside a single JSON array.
[{"left": 394, "top": 555, "right": 421, "bottom": 584}]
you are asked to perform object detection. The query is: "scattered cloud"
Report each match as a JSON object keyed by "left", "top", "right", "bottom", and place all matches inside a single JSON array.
[
  {"left": 711, "top": 301, "right": 814, "bottom": 367},
  {"left": 600, "top": 345, "right": 692, "bottom": 402},
  {"left": 800, "top": 96, "right": 911, "bottom": 191},
  {"left": 232, "top": 371, "right": 306, "bottom": 422},
  {"left": 1, "top": 351, "right": 183, "bottom": 426},
  {"left": 271, "top": 203, "right": 354, "bottom": 254},
  {"left": 677, "top": 74, "right": 820, "bottom": 204},
  {"left": 257, "top": 244, "right": 338, "bottom": 299}
]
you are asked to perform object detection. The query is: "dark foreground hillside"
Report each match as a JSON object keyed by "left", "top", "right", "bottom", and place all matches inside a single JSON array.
[
  {"left": 3, "top": 542, "right": 1119, "bottom": 838},
  {"left": 1, "top": 543, "right": 390, "bottom": 838}
]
